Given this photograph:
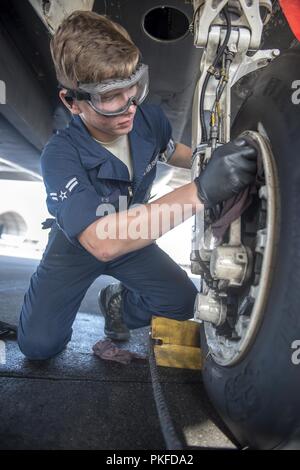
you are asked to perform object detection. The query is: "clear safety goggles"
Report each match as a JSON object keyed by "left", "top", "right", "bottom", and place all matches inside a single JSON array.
[{"left": 65, "top": 63, "right": 149, "bottom": 116}]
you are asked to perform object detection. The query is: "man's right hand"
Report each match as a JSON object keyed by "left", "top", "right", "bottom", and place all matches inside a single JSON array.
[{"left": 194, "top": 137, "right": 258, "bottom": 207}]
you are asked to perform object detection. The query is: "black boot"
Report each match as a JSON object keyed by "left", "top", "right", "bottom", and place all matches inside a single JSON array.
[{"left": 98, "top": 283, "right": 130, "bottom": 341}]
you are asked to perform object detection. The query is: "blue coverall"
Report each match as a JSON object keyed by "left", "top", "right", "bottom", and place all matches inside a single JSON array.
[{"left": 18, "top": 104, "right": 198, "bottom": 360}]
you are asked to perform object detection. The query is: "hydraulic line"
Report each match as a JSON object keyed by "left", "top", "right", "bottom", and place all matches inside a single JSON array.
[{"left": 200, "top": 7, "right": 232, "bottom": 143}]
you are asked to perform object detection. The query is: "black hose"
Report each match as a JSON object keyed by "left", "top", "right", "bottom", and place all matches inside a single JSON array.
[
  {"left": 200, "top": 6, "right": 232, "bottom": 143},
  {"left": 212, "top": 7, "right": 232, "bottom": 70},
  {"left": 200, "top": 72, "right": 211, "bottom": 144},
  {"left": 148, "top": 336, "right": 185, "bottom": 450}
]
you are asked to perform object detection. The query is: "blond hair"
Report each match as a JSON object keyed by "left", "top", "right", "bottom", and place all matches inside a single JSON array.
[{"left": 50, "top": 10, "right": 140, "bottom": 89}]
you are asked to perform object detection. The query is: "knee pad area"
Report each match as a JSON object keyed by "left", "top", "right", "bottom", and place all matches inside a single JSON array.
[{"left": 17, "top": 332, "right": 66, "bottom": 361}]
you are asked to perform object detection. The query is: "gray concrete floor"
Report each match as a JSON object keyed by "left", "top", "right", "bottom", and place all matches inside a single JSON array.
[{"left": 0, "top": 254, "right": 235, "bottom": 450}]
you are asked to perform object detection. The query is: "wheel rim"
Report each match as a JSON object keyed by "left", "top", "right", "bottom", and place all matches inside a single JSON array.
[{"left": 204, "top": 128, "right": 280, "bottom": 366}]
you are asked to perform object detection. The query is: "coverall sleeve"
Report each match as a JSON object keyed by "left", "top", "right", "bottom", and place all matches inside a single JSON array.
[{"left": 40, "top": 138, "right": 103, "bottom": 247}]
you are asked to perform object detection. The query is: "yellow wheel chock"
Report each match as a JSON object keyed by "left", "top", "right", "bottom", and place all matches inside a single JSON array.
[{"left": 151, "top": 316, "right": 203, "bottom": 370}]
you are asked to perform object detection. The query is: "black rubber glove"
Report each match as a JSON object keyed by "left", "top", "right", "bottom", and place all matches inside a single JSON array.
[{"left": 194, "top": 137, "right": 257, "bottom": 207}]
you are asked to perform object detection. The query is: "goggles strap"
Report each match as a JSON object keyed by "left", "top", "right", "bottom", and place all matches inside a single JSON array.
[{"left": 66, "top": 89, "right": 91, "bottom": 101}]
